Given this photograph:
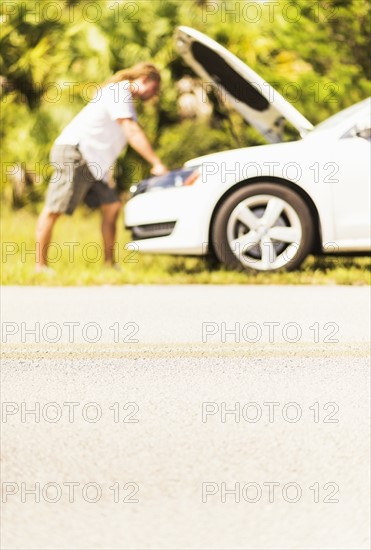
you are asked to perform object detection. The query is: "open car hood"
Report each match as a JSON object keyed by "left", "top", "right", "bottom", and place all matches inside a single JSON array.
[{"left": 175, "top": 26, "right": 313, "bottom": 143}]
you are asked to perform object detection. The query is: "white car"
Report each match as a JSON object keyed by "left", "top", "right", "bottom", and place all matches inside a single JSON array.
[{"left": 125, "top": 26, "right": 371, "bottom": 272}]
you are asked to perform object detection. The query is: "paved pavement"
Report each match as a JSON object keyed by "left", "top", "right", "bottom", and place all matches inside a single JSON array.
[{"left": 1, "top": 285, "right": 370, "bottom": 549}]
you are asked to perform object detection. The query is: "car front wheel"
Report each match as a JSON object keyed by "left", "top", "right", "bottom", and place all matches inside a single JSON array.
[{"left": 211, "top": 183, "right": 314, "bottom": 272}]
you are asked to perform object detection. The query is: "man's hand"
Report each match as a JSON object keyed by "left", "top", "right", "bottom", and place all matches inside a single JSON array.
[
  {"left": 151, "top": 162, "right": 168, "bottom": 176},
  {"left": 119, "top": 118, "right": 168, "bottom": 174}
]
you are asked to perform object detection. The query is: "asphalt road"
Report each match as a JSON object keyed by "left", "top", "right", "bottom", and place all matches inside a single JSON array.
[{"left": 1, "top": 285, "right": 370, "bottom": 550}]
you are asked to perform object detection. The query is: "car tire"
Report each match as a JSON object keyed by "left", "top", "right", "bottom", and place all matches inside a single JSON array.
[{"left": 211, "top": 183, "right": 314, "bottom": 272}]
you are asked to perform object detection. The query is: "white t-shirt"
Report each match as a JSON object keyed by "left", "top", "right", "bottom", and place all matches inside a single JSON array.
[{"left": 55, "top": 80, "right": 138, "bottom": 181}]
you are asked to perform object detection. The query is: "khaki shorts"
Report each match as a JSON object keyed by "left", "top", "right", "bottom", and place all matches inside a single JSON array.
[{"left": 45, "top": 144, "right": 120, "bottom": 215}]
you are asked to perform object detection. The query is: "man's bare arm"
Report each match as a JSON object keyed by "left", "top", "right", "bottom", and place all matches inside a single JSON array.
[{"left": 118, "top": 118, "right": 168, "bottom": 175}]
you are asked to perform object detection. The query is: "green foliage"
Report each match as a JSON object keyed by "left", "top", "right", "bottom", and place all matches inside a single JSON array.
[
  {"left": 157, "top": 119, "right": 234, "bottom": 169},
  {"left": 0, "top": 0, "right": 370, "bottom": 202}
]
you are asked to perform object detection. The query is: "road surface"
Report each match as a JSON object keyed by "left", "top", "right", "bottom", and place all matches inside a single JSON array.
[{"left": 1, "top": 285, "right": 370, "bottom": 549}]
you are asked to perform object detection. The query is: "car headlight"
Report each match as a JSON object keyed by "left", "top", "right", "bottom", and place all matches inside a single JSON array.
[{"left": 130, "top": 166, "right": 201, "bottom": 196}]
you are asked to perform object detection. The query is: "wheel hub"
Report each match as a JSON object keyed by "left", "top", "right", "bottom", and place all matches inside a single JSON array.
[{"left": 257, "top": 224, "right": 268, "bottom": 238}]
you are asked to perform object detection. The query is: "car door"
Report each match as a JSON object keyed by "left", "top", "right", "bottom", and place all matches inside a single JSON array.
[{"left": 330, "top": 124, "right": 371, "bottom": 245}]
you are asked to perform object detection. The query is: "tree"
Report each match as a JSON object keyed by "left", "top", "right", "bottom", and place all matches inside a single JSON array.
[{"left": 1, "top": 0, "right": 369, "bottom": 205}]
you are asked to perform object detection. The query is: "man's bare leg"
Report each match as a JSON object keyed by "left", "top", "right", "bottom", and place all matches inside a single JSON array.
[
  {"left": 100, "top": 202, "right": 121, "bottom": 265},
  {"left": 35, "top": 208, "right": 61, "bottom": 270}
]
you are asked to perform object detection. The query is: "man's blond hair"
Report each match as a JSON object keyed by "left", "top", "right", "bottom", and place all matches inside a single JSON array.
[{"left": 102, "top": 63, "right": 161, "bottom": 87}]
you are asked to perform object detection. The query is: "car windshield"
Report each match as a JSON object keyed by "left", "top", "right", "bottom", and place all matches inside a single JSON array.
[{"left": 312, "top": 98, "right": 370, "bottom": 132}]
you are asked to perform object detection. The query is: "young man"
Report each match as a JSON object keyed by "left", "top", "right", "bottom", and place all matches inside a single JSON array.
[{"left": 36, "top": 63, "right": 168, "bottom": 272}]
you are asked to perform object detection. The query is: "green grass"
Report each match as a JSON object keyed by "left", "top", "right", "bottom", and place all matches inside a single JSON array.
[{"left": 1, "top": 202, "right": 370, "bottom": 285}]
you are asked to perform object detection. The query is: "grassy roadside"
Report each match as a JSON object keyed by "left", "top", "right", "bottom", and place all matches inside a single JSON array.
[{"left": 1, "top": 203, "right": 370, "bottom": 286}]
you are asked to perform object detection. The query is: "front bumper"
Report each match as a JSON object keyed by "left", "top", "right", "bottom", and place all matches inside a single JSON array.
[{"left": 124, "top": 185, "right": 211, "bottom": 255}]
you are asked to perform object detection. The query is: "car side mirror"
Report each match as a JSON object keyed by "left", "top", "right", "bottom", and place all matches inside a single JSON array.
[
  {"left": 356, "top": 127, "right": 371, "bottom": 141},
  {"left": 343, "top": 124, "right": 371, "bottom": 141}
]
